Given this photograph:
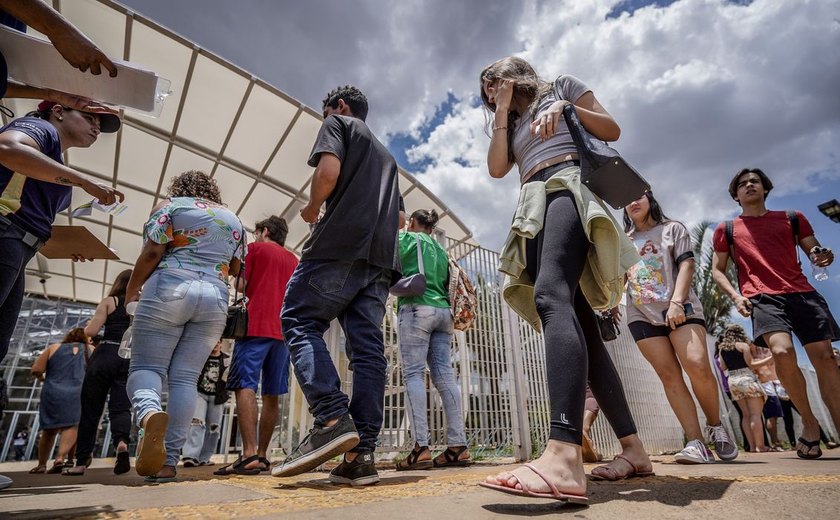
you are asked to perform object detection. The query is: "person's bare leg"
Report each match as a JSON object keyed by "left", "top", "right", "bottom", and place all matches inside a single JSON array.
[
  {"left": 804, "top": 340, "right": 840, "bottom": 433},
  {"left": 637, "top": 336, "right": 703, "bottom": 440},
  {"left": 767, "top": 417, "right": 781, "bottom": 447},
  {"left": 258, "top": 395, "right": 279, "bottom": 462},
  {"left": 734, "top": 400, "right": 756, "bottom": 450},
  {"left": 34, "top": 430, "right": 57, "bottom": 469},
  {"left": 746, "top": 397, "right": 768, "bottom": 452},
  {"left": 583, "top": 410, "right": 597, "bottom": 437},
  {"left": 671, "top": 325, "right": 721, "bottom": 426},
  {"left": 235, "top": 388, "right": 260, "bottom": 469},
  {"left": 582, "top": 410, "right": 601, "bottom": 461},
  {"left": 485, "top": 439, "right": 587, "bottom": 496},
  {"left": 764, "top": 332, "right": 821, "bottom": 448},
  {"left": 55, "top": 426, "right": 77, "bottom": 462}
]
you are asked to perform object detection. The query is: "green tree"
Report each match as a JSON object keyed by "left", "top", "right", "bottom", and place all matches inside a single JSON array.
[{"left": 690, "top": 221, "right": 737, "bottom": 336}]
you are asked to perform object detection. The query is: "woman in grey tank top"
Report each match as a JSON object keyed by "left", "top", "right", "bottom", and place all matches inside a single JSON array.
[{"left": 478, "top": 57, "right": 652, "bottom": 502}]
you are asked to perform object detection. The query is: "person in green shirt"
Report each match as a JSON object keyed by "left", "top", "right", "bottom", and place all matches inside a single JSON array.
[{"left": 395, "top": 209, "right": 470, "bottom": 471}]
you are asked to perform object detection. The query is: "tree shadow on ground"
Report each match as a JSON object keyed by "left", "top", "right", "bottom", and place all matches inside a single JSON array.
[
  {"left": 1, "top": 504, "right": 120, "bottom": 520},
  {"left": 277, "top": 474, "right": 427, "bottom": 492},
  {"left": 482, "top": 474, "right": 735, "bottom": 516}
]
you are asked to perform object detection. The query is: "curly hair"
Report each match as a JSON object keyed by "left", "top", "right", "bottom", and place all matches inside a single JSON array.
[
  {"left": 167, "top": 170, "right": 223, "bottom": 204},
  {"left": 322, "top": 85, "right": 368, "bottom": 121},
  {"left": 717, "top": 323, "right": 750, "bottom": 351}
]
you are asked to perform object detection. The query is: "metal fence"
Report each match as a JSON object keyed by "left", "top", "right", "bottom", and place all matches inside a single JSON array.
[
  {"left": 270, "top": 239, "right": 697, "bottom": 460},
  {"left": 8, "top": 241, "right": 835, "bottom": 463}
]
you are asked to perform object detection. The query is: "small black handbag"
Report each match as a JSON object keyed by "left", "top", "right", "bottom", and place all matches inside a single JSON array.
[
  {"left": 553, "top": 77, "right": 650, "bottom": 210},
  {"left": 222, "top": 228, "right": 248, "bottom": 340},
  {"left": 389, "top": 234, "right": 427, "bottom": 297},
  {"left": 596, "top": 311, "right": 620, "bottom": 342}
]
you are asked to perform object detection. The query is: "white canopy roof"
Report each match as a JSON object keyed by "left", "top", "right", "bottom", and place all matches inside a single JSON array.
[{"left": 3, "top": 0, "right": 475, "bottom": 304}]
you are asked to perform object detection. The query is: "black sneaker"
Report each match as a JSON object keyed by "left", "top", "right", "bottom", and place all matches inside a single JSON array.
[
  {"left": 329, "top": 451, "right": 380, "bottom": 486},
  {"left": 272, "top": 414, "right": 359, "bottom": 477}
]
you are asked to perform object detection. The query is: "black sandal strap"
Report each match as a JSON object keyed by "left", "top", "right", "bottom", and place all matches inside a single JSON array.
[{"left": 443, "top": 446, "right": 467, "bottom": 463}]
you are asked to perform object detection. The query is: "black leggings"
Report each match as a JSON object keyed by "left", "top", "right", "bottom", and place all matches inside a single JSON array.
[
  {"left": 524, "top": 183, "right": 637, "bottom": 445},
  {"left": 74, "top": 342, "right": 132, "bottom": 465}
]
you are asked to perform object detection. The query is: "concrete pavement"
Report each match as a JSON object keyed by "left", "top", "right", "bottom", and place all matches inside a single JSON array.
[{"left": 0, "top": 450, "right": 838, "bottom": 519}]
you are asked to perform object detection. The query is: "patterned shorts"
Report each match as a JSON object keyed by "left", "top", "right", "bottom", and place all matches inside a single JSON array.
[{"left": 727, "top": 368, "right": 766, "bottom": 401}]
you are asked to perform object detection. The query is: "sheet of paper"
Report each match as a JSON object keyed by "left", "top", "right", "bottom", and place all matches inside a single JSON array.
[
  {"left": 0, "top": 24, "right": 169, "bottom": 114},
  {"left": 71, "top": 199, "right": 129, "bottom": 218}
]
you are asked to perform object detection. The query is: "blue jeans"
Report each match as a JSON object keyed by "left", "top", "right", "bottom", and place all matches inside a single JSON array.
[
  {"left": 127, "top": 269, "right": 228, "bottom": 466},
  {"left": 182, "top": 393, "right": 224, "bottom": 463},
  {"left": 0, "top": 217, "right": 38, "bottom": 362},
  {"left": 281, "top": 259, "right": 391, "bottom": 453},
  {"left": 398, "top": 304, "right": 466, "bottom": 447}
]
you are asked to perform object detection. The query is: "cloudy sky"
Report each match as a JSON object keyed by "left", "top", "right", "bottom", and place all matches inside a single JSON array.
[{"left": 121, "top": 0, "right": 840, "bottom": 316}]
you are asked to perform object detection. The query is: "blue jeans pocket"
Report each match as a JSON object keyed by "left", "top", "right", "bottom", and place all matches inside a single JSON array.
[
  {"left": 151, "top": 272, "right": 190, "bottom": 302},
  {"left": 308, "top": 261, "right": 353, "bottom": 295}
]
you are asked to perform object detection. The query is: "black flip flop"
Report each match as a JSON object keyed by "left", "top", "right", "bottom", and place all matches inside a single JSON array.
[
  {"left": 114, "top": 451, "right": 131, "bottom": 475},
  {"left": 258, "top": 457, "right": 272, "bottom": 472},
  {"left": 213, "top": 454, "right": 261, "bottom": 475},
  {"left": 796, "top": 437, "right": 822, "bottom": 460}
]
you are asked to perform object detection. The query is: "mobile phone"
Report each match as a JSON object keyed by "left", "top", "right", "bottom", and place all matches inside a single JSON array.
[{"left": 662, "top": 302, "right": 695, "bottom": 321}]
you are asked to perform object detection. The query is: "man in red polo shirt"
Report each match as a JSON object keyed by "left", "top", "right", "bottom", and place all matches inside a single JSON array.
[
  {"left": 217, "top": 216, "right": 298, "bottom": 475},
  {"left": 711, "top": 168, "right": 839, "bottom": 460}
]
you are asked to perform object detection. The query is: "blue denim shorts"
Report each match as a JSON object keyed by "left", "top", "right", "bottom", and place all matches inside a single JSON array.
[{"left": 226, "top": 336, "right": 290, "bottom": 395}]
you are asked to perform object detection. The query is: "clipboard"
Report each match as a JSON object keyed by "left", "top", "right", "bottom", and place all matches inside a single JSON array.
[{"left": 40, "top": 226, "right": 119, "bottom": 260}]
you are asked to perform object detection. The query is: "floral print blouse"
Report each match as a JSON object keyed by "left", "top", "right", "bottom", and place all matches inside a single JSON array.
[{"left": 144, "top": 197, "right": 245, "bottom": 280}]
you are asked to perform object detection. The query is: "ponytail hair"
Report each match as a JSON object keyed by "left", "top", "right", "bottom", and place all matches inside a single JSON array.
[{"left": 410, "top": 209, "right": 439, "bottom": 230}]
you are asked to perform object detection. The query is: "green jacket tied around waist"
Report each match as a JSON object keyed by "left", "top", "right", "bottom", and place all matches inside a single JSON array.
[{"left": 499, "top": 166, "right": 640, "bottom": 331}]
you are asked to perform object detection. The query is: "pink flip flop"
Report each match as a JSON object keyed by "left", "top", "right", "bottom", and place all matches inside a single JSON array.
[
  {"left": 589, "top": 453, "right": 655, "bottom": 481},
  {"left": 479, "top": 463, "right": 589, "bottom": 504}
]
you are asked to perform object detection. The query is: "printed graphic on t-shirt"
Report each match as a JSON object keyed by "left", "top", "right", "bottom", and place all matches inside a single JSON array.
[
  {"left": 198, "top": 357, "right": 221, "bottom": 395},
  {"left": 627, "top": 239, "right": 669, "bottom": 304}
]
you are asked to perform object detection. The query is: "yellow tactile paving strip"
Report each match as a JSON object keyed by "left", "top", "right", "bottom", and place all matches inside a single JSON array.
[{"left": 118, "top": 468, "right": 840, "bottom": 519}]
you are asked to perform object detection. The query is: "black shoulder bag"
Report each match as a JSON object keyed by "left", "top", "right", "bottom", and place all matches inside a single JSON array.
[
  {"left": 389, "top": 234, "right": 427, "bottom": 297},
  {"left": 553, "top": 77, "right": 651, "bottom": 210},
  {"left": 222, "top": 226, "right": 248, "bottom": 340}
]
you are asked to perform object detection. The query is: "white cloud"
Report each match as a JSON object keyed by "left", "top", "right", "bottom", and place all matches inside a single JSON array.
[
  {"left": 405, "top": 0, "right": 840, "bottom": 249},
  {"left": 122, "top": 0, "right": 840, "bottom": 251}
]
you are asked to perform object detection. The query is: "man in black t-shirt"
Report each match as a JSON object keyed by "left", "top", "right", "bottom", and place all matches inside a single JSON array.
[{"left": 274, "top": 86, "right": 400, "bottom": 486}]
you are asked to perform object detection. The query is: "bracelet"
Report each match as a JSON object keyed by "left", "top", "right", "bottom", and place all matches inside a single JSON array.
[
  {"left": 492, "top": 126, "right": 507, "bottom": 131},
  {"left": 669, "top": 300, "right": 685, "bottom": 310}
]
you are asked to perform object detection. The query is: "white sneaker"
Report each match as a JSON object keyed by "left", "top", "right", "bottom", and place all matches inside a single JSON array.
[
  {"left": 674, "top": 439, "right": 715, "bottom": 464},
  {"left": 705, "top": 423, "right": 739, "bottom": 461},
  {"left": 0, "top": 474, "right": 12, "bottom": 491}
]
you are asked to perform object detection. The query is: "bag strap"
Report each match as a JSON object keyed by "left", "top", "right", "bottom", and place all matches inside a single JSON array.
[
  {"left": 415, "top": 234, "right": 425, "bottom": 275},
  {"left": 231, "top": 222, "right": 247, "bottom": 303},
  {"left": 786, "top": 210, "right": 801, "bottom": 266}
]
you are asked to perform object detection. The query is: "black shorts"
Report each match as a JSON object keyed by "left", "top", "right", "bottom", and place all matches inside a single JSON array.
[
  {"left": 749, "top": 291, "right": 840, "bottom": 348},
  {"left": 628, "top": 318, "right": 707, "bottom": 342},
  {"left": 763, "top": 395, "right": 784, "bottom": 419}
]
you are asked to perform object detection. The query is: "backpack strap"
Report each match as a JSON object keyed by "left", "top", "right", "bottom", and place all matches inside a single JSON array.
[
  {"left": 724, "top": 220, "right": 735, "bottom": 261},
  {"left": 786, "top": 210, "right": 801, "bottom": 266},
  {"left": 724, "top": 219, "right": 741, "bottom": 292}
]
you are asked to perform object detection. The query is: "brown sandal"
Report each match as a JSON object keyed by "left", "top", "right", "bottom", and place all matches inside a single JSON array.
[
  {"left": 396, "top": 445, "right": 433, "bottom": 471},
  {"left": 589, "top": 453, "right": 654, "bottom": 481}
]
